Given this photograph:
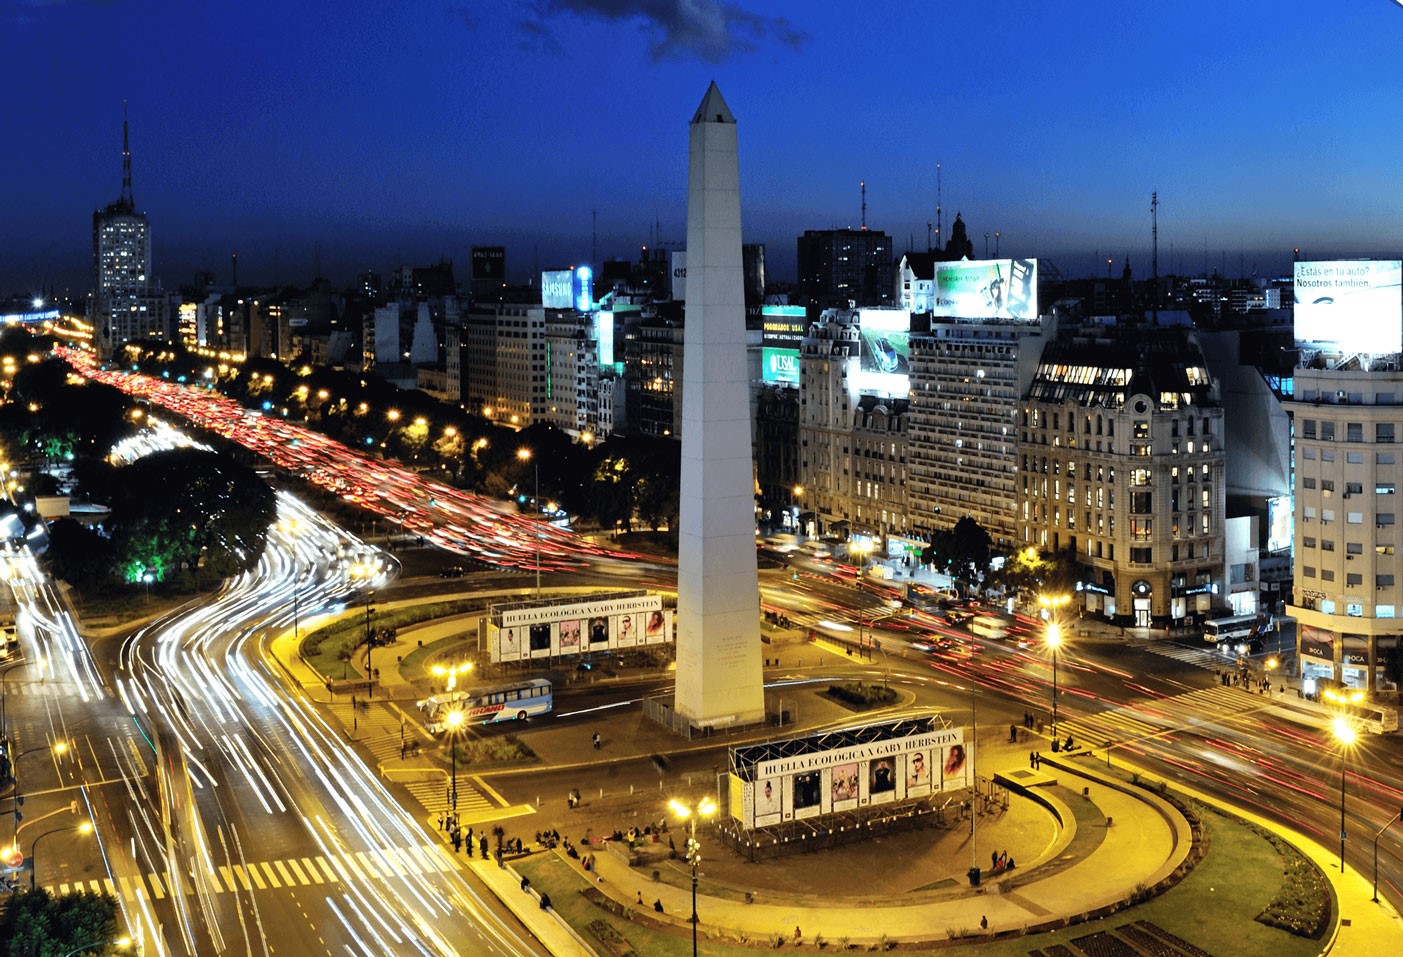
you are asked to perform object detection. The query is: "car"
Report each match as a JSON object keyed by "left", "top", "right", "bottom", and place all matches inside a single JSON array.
[{"left": 439, "top": 566, "right": 466, "bottom": 579}]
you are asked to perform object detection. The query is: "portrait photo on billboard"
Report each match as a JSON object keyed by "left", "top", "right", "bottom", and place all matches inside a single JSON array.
[
  {"left": 831, "top": 762, "right": 860, "bottom": 807},
  {"left": 529, "top": 623, "right": 551, "bottom": 653},
  {"left": 755, "top": 778, "right": 782, "bottom": 819},
  {"left": 793, "top": 770, "right": 822, "bottom": 814},
  {"left": 500, "top": 627, "right": 521, "bottom": 660},
  {"left": 869, "top": 757, "right": 896, "bottom": 801},
  {"left": 941, "top": 743, "right": 969, "bottom": 789},
  {"left": 588, "top": 616, "right": 610, "bottom": 644},
  {"left": 559, "top": 619, "right": 581, "bottom": 651},
  {"left": 905, "top": 750, "right": 931, "bottom": 796},
  {"left": 645, "top": 609, "right": 667, "bottom": 641},
  {"left": 616, "top": 614, "right": 637, "bottom": 647}
]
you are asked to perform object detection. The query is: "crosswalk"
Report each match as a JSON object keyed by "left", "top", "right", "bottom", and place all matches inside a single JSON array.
[
  {"left": 1055, "top": 685, "right": 1264, "bottom": 751},
  {"left": 47, "top": 844, "right": 459, "bottom": 903},
  {"left": 1132, "top": 639, "right": 1228, "bottom": 670}
]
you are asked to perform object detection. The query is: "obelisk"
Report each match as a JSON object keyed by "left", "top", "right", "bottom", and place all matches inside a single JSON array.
[{"left": 674, "top": 82, "right": 765, "bottom": 728}]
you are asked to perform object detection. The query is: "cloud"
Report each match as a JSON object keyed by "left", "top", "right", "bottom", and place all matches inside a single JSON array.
[{"left": 522, "top": 0, "right": 806, "bottom": 63}]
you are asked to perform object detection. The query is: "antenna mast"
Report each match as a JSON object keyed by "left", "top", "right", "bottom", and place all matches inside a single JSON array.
[
  {"left": 120, "top": 100, "right": 134, "bottom": 210},
  {"left": 860, "top": 180, "right": 867, "bottom": 230},
  {"left": 935, "top": 163, "right": 943, "bottom": 249},
  {"left": 1151, "top": 191, "right": 1159, "bottom": 324}
]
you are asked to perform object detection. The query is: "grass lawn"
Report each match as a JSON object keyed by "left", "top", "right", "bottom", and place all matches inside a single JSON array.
[
  {"left": 299, "top": 598, "right": 486, "bottom": 682},
  {"left": 515, "top": 803, "right": 1331, "bottom": 956}
]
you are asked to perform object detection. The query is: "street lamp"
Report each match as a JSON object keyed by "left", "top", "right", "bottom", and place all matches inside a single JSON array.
[
  {"left": 364, "top": 591, "right": 376, "bottom": 699},
  {"left": 1046, "top": 623, "right": 1062, "bottom": 740},
  {"left": 30, "top": 820, "right": 93, "bottom": 890},
  {"left": 517, "top": 447, "right": 541, "bottom": 598},
  {"left": 61, "top": 937, "right": 131, "bottom": 957},
  {"left": 444, "top": 709, "right": 465, "bottom": 820},
  {"left": 1332, "top": 715, "right": 1357, "bottom": 873},
  {"left": 668, "top": 796, "right": 717, "bottom": 957},
  {"left": 431, "top": 661, "right": 473, "bottom": 693},
  {"left": 10, "top": 741, "right": 67, "bottom": 842},
  {"left": 791, "top": 485, "right": 804, "bottom": 535}
]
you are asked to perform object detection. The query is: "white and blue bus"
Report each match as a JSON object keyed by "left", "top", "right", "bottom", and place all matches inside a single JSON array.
[
  {"left": 418, "top": 678, "right": 553, "bottom": 733},
  {"left": 1204, "top": 614, "right": 1271, "bottom": 652}
]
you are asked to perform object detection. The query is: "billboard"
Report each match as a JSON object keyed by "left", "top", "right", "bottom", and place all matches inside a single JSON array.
[
  {"left": 670, "top": 250, "right": 686, "bottom": 301},
  {"left": 471, "top": 246, "right": 506, "bottom": 282},
  {"left": 542, "top": 270, "right": 572, "bottom": 309},
  {"left": 572, "top": 265, "right": 594, "bottom": 312},
  {"left": 932, "top": 258, "right": 1038, "bottom": 320},
  {"left": 488, "top": 592, "right": 671, "bottom": 662},
  {"left": 762, "top": 347, "right": 800, "bottom": 386},
  {"left": 760, "top": 304, "right": 807, "bottom": 345},
  {"left": 596, "top": 311, "right": 616, "bottom": 367},
  {"left": 729, "top": 719, "right": 968, "bottom": 830},
  {"left": 1293, "top": 260, "right": 1403, "bottom": 355},
  {"left": 1266, "top": 495, "right": 1293, "bottom": 554},
  {"left": 850, "top": 308, "right": 910, "bottom": 397}
]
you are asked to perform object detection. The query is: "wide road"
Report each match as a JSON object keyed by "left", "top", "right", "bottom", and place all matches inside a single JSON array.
[{"left": 54, "top": 351, "right": 1403, "bottom": 914}]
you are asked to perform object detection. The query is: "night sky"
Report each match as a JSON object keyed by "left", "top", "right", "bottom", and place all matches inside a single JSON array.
[{"left": 5, "top": 0, "right": 1403, "bottom": 298}]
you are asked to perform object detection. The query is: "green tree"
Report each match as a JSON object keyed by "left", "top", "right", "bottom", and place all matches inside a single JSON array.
[
  {"left": 0, "top": 887, "right": 122, "bottom": 957},
  {"left": 105, "top": 448, "right": 277, "bottom": 590}
]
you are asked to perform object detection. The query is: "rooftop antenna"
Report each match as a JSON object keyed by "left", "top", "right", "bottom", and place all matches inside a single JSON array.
[
  {"left": 1151, "top": 191, "right": 1159, "bottom": 324},
  {"left": 231, "top": 251, "right": 238, "bottom": 288},
  {"left": 860, "top": 180, "right": 867, "bottom": 231},
  {"left": 120, "top": 100, "right": 134, "bottom": 210},
  {"left": 926, "top": 221, "right": 932, "bottom": 253}
]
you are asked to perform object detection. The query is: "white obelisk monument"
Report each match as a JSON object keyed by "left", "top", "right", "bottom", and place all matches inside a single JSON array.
[{"left": 674, "top": 83, "right": 765, "bottom": 728}]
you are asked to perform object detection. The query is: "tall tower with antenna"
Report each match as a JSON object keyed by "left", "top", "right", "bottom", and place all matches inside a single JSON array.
[
  {"left": 935, "top": 163, "right": 943, "bottom": 251},
  {"left": 860, "top": 180, "right": 867, "bottom": 231},
  {"left": 92, "top": 103, "right": 165, "bottom": 359},
  {"left": 1151, "top": 191, "right": 1159, "bottom": 323}
]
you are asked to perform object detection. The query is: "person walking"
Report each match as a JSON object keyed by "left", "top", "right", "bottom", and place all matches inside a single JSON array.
[{"left": 592, "top": 731, "right": 602, "bottom": 750}]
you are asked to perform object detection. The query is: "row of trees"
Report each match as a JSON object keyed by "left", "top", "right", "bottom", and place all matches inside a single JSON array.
[
  {"left": 133, "top": 346, "right": 683, "bottom": 535},
  {"left": 0, "top": 330, "right": 276, "bottom": 595}
]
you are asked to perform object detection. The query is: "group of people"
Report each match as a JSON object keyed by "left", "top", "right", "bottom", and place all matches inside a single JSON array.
[{"left": 990, "top": 849, "right": 1016, "bottom": 873}]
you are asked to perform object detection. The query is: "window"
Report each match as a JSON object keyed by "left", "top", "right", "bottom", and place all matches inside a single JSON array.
[
  {"left": 1321, "top": 540, "right": 1335, "bottom": 551},
  {"left": 1322, "top": 480, "right": 1336, "bottom": 492},
  {"left": 1302, "top": 419, "right": 1317, "bottom": 439},
  {"left": 1321, "top": 422, "right": 1336, "bottom": 440},
  {"left": 1347, "top": 542, "right": 1363, "bottom": 554},
  {"left": 1132, "top": 491, "right": 1152, "bottom": 513},
  {"left": 1347, "top": 573, "right": 1363, "bottom": 587},
  {"left": 1348, "top": 452, "right": 1364, "bottom": 464},
  {"left": 1378, "top": 575, "right": 1396, "bottom": 588},
  {"left": 1323, "top": 508, "right": 1336, "bottom": 523},
  {"left": 1347, "top": 483, "right": 1364, "bottom": 495},
  {"left": 1322, "top": 451, "right": 1335, "bottom": 462},
  {"left": 1132, "top": 468, "right": 1151, "bottom": 486},
  {"left": 1380, "top": 452, "right": 1396, "bottom": 465},
  {"left": 1304, "top": 566, "right": 1317, "bottom": 578},
  {"left": 1322, "top": 569, "right": 1336, "bottom": 581},
  {"left": 1131, "top": 518, "right": 1152, "bottom": 541},
  {"left": 1304, "top": 478, "right": 1317, "bottom": 489},
  {"left": 1347, "top": 423, "right": 1364, "bottom": 443},
  {"left": 1379, "top": 514, "right": 1397, "bottom": 526},
  {"left": 1304, "top": 448, "right": 1317, "bottom": 460},
  {"left": 1131, "top": 546, "right": 1152, "bottom": 564},
  {"left": 1304, "top": 537, "right": 1317, "bottom": 548},
  {"left": 1378, "top": 423, "right": 1396, "bottom": 444},
  {"left": 1379, "top": 483, "right": 1397, "bottom": 495}
]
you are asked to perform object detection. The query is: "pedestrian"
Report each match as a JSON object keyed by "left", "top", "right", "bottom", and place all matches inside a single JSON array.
[
  {"left": 794, "top": 926, "right": 802, "bottom": 941},
  {"left": 637, "top": 891, "right": 644, "bottom": 907},
  {"left": 479, "top": 836, "right": 488, "bottom": 857},
  {"left": 539, "top": 893, "right": 552, "bottom": 911},
  {"left": 1029, "top": 750, "right": 1036, "bottom": 769},
  {"left": 980, "top": 915, "right": 989, "bottom": 930},
  {"left": 592, "top": 731, "right": 601, "bottom": 750},
  {"left": 437, "top": 813, "right": 445, "bottom": 831},
  {"left": 654, "top": 898, "right": 664, "bottom": 914},
  {"left": 521, "top": 875, "right": 531, "bottom": 891},
  {"left": 991, "top": 850, "right": 998, "bottom": 870}
]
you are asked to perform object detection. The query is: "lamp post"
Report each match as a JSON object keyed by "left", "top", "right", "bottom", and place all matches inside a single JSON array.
[
  {"left": 10, "top": 741, "right": 67, "bottom": 842},
  {"left": 517, "top": 448, "right": 542, "bottom": 598},
  {"left": 364, "top": 591, "right": 376, "bottom": 699},
  {"left": 1046, "top": 624, "right": 1062, "bottom": 740},
  {"left": 30, "top": 820, "right": 92, "bottom": 890},
  {"left": 444, "top": 709, "right": 465, "bottom": 821},
  {"left": 669, "top": 795, "right": 717, "bottom": 957},
  {"left": 791, "top": 485, "right": 804, "bottom": 535},
  {"left": 1332, "top": 715, "right": 1357, "bottom": 873}
]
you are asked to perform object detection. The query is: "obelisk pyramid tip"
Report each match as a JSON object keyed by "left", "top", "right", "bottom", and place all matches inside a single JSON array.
[{"left": 691, "top": 81, "right": 735, "bottom": 126}]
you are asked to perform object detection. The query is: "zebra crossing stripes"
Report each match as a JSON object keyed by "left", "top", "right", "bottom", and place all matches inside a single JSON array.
[
  {"left": 1056, "top": 685, "right": 1267, "bottom": 750},
  {"left": 397, "top": 776, "right": 493, "bottom": 817},
  {"left": 46, "top": 845, "right": 457, "bottom": 903},
  {"left": 1133, "top": 639, "right": 1228, "bottom": 670}
]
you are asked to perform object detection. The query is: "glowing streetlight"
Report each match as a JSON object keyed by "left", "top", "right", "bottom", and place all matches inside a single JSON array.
[
  {"left": 1046, "top": 623, "right": 1063, "bottom": 739},
  {"left": 517, "top": 448, "right": 541, "bottom": 597},
  {"left": 669, "top": 796, "right": 717, "bottom": 957},
  {"left": 29, "top": 819, "right": 93, "bottom": 890},
  {"left": 431, "top": 661, "right": 473, "bottom": 693},
  {"left": 1332, "top": 715, "right": 1357, "bottom": 873}
]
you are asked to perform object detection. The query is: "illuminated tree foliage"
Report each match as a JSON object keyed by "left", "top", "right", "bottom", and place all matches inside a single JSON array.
[
  {"left": 0, "top": 887, "right": 122, "bottom": 957},
  {"left": 104, "top": 448, "right": 277, "bottom": 589}
]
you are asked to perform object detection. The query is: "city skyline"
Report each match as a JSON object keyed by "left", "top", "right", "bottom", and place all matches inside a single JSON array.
[{"left": 5, "top": 0, "right": 1403, "bottom": 296}]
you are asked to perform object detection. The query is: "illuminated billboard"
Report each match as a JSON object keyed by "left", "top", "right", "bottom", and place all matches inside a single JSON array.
[
  {"left": 728, "top": 718, "right": 968, "bottom": 830},
  {"left": 471, "top": 246, "right": 505, "bottom": 281},
  {"left": 595, "top": 311, "right": 616, "bottom": 367},
  {"left": 932, "top": 258, "right": 1038, "bottom": 320},
  {"left": 487, "top": 591, "right": 671, "bottom": 662},
  {"left": 761, "top": 347, "right": 799, "bottom": 386},
  {"left": 542, "top": 270, "right": 572, "bottom": 309},
  {"left": 849, "top": 308, "right": 910, "bottom": 397},
  {"left": 1294, "top": 261, "right": 1403, "bottom": 355},
  {"left": 1266, "top": 495, "right": 1293, "bottom": 554},
  {"left": 572, "top": 265, "right": 594, "bottom": 312}
]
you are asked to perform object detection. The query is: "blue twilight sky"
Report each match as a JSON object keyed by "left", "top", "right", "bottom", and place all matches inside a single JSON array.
[{"left": 4, "top": 0, "right": 1403, "bottom": 297}]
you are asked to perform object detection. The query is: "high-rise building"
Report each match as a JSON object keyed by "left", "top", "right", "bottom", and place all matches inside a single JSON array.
[
  {"left": 463, "top": 302, "right": 548, "bottom": 428},
  {"left": 797, "top": 228, "right": 893, "bottom": 308},
  {"left": 1020, "top": 323, "right": 1226, "bottom": 626},
  {"left": 907, "top": 318, "right": 1050, "bottom": 549},
  {"left": 91, "top": 109, "right": 167, "bottom": 359}
]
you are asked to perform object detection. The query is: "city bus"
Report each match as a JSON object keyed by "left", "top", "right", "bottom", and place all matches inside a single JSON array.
[
  {"left": 1203, "top": 614, "right": 1266, "bottom": 644},
  {"left": 417, "top": 678, "right": 553, "bottom": 733},
  {"left": 970, "top": 614, "right": 1012, "bottom": 641}
]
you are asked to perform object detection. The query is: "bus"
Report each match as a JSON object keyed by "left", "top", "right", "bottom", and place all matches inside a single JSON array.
[
  {"left": 970, "top": 614, "right": 1012, "bottom": 641},
  {"left": 417, "top": 678, "right": 553, "bottom": 733},
  {"left": 1203, "top": 614, "right": 1268, "bottom": 644}
]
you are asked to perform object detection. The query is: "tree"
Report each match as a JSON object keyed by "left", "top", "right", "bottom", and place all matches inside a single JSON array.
[
  {"left": 0, "top": 887, "right": 122, "bottom": 957},
  {"left": 105, "top": 448, "right": 277, "bottom": 590}
]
